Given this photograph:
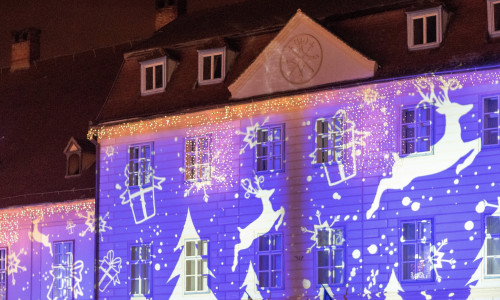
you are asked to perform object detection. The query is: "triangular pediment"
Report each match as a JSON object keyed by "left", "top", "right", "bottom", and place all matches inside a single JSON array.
[
  {"left": 63, "top": 137, "right": 81, "bottom": 154},
  {"left": 229, "top": 10, "right": 377, "bottom": 99}
]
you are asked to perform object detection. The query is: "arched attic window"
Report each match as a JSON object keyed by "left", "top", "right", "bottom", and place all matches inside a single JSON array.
[{"left": 64, "top": 137, "right": 82, "bottom": 177}]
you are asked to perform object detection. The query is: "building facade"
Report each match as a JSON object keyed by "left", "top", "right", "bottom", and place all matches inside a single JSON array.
[{"left": 92, "top": 1, "right": 500, "bottom": 299}]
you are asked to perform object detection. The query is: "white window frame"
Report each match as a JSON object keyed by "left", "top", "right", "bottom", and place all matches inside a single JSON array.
[
  {"left": 140, "top": 56, "right": 167, "bottom": 95},
  {"left": 0, "top": 248, "right": 6, "bottom": 300},
  {"left": 53, "top": 241, "right": 74, "bottom": 300},
  {"left": 130, "top": 244, "right": 152, "bottom": 296},
  {"left": 256, "top": 233, "right": 283, "bottom": 289},
  {"left": 197, "top": 48, "right": 225, "bottom": 85},
  {"left": 315, "top": 227, "right": 345, "bottom": 286},
  {"left": 256, "top": 124, "right": 285, "bottom": 173},
  {"left": 488, "top": 0, "right": 500, "bottom": 38},
  {"left": 184, "top": 135, "right": 212, "bottom": 182},
  {"left": 184, "top": 239, "right": 209, "bottom": 293},
  {"left": 315, "top": 117, "right": 344, "bottom": 164},
  {"left": 485, "top": 214, "right": 500, "bottom": 278},
  {"left": 406, "top": 7, "right": 443, "bottom": 50},
  {"left": 400, "top": 105, "right": 433, "bottom": 155}
]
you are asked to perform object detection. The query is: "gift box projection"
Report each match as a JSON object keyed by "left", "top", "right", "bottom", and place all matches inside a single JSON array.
[{"left": 88, "top": 71, "right": 500, "bottom": 300}]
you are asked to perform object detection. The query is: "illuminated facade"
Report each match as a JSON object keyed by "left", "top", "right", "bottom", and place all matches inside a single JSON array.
[{"left": 93, "top": 1, "right": 500, "bottom": 299}]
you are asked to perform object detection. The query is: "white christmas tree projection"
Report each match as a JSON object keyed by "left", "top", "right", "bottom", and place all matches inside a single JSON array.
[
  {"left": 167, "top": 209, "right": 217, "bottom": 299},
  {"left": 366, "top": 77, "right": 481, "bottom": 219},
  {"left": 428, "top": 239, "right": 456, "bottom": 282},
  {"left": 7, "top": 247, "right": 26, "bottom": 285},
  {"left": 308, "top": 109, "right": 370, "bottom": 187},
  {"left": 240, "top": 261, "right": 262, "bottom": 300},
  {"left": 384, "top": 269, "right": 404, "bottom": 300},
  {"left": 236, "top": 117, "right": 269, "bottom": 155},
  {"left": 301, "top": 210, "right": 341, "bottom": 254},
  {"left": 47, "top": 260, "right": 85, "bottom": 300},
  {"left": 466, "top": 198, "right": 500, "bottom": 297},
  {"left": 232, "top": 175, "right": 285, "bottom": 271},
  {"left": 119, "top": 164, "right": 166, "bottom": 224}
]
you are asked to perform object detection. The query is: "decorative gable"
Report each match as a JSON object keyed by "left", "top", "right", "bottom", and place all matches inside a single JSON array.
[{"left": 229, "top": 10, "right": 377, "bottom": 99}]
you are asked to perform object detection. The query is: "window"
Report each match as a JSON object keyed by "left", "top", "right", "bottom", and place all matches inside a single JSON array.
[
  {"left": 130, "top": 245, "right": 152, "bottom": 296},
  {"left": 129, "top": 144, "right": 152, "bottom": 187},
  {"left": 488, "top": 0, "right": 500, "bottom": 38},
  {"left": 315, "top": 117, "right": 344, "bottom": 164},
  {"left": 198, "top": 48, "right": 225, "bottom": 85},
  {"left": 401, "top": 106, "right": 432, "bottom": 154},
  {"left": 485, "top": 215, "right": 500, "bottom": 276},
  {"left": 185, "top": 136, "right": 211, "bottom": 182},
  {"left": 407, "top": 7, "right": 445, "bottom": 50},
  {"left": 257, "top": 233, "right": 283, "bottom": 289},
  {"left": 401, "top": 220, "right": 433, "bottom": 281},
  {"left": 256, "top": 124, "right": 284, "bottom": 172},
  {"left": 316, "top": 227, "right": 344, "bottom": 285},
  {"left": 53, "top": 241, "right": 74, "bottom": 300},
  {"left": 0, "top": 248, "right": 6, "bottom": 300},
  {"left": 64, "top": 137, "right": 82, "bottom": 178},
  {"left": 483, "top": 96, "right": 499, "bottom": 145},
  {"left": 185, "top": 240, "right": 209, "bottom": 293},
  {"left": 140, "top": 57, "right": 166, "bottom": 95}
]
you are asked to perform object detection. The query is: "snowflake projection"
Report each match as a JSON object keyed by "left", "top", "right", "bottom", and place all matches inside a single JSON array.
[
  {"left": 105, "top": 145, "right": 116, "bottom": 157},
  {"left": 236, "top": 117, "right": 269, "bottom": 155},
  {"left": 301, "top": 210, "right": 341, "bottom": 254},
  {"left": 77, "top": 211, "right": 112, "bottom": 241},
  {"left": 362, "top": 269, "right": 380, "bottom": 299},
  {"left": 180, "top": 149, "right": 226, "bottom": 203},
  {"left": 7, "top": 248, "right": 26, "bottom": 285},
  {"left": 66, "top": 220, "right": 76, "bottom": 234},
  {"left": 428, "top": 239, "right": 456, "bottom": 282},
  {"left": 47, "top": 260, "right": 84, "bottom": 300},
  {"left": 359, "top": 88, "right": 386, "bottom": 111},
  {"left": 309, "top": 109, "right": 370, "bottom": 187}
]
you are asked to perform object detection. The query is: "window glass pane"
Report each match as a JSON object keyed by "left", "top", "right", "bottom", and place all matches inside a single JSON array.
[
  {"left": 403, "top": 262, "right": 414, "bottom": 280},
  {"left": 403, "top": 223, "right": 416, "bottom": 241},
  {"left": 334, "top": 268, "right": 343, "bottom": 284},
  {"left": 318, "top": 249, "right": 329, "bottom": 267},
  {"left": 186, "top": 276, "right": 195, "bottom": 291},
  {"left": 145, "top": 67, "right": 153, "bottom": 90},
  {"left": 198, "top": 275, "right": 207, "bottom": 291},
  {"left": 413, "top": 18, "right": 424, "bottom": 45},
  {"left": 186, "top": 260, "right": 195, "bottom": 275},
  {"left": 484, "top": 129, "right": 499, "bottom": 145},
  {"left": 485, "top": 114, "right": 499, "bottom": 129},
  {"left": 272, "top": 234, "right": 282, "bottom": 250},
  {"left": 334, "top": 250, "right": 343, "bottom": 267},
  {"left": 487, "top": 216, "right": 500, "bottom": 234},
  {"left": 186, "top": 241, "right": 196, "bottom": 257},
  {"left": 494, "top": 3, "right": 500, "bottom": 31},
  {"left": 203, "top": 56, "right": 211, "bottom": 80},
  {"left": 259, "top": 255, "right": 269, "bottom": 271},
  {"left": 419, "top": 221, "right": 432, "bottom": 241},
  {"left": 155, "top": 65, "right": 163, "bottom": 88},
  {"left": 259, "top": 272, "right": 269, "bottom": 287},
  {"left": 402, "top": 125, "right": 415, "bottom": 139},
  {"left": 271, "top": 254, "right": 282, "bottom": 270},
  {"left": 213, "top": 54, "right": 222, "bottom": 79},
  {"left": 317, "top": 230, "right": 330, "bottom": 247},
  {"left": 402, "top": 109, "right": 415, "bottom": 124},
  {"left": 272, "top": 271, "right": 282, "bottom": 287},
  {"left": 259, "top": 235, "right": 270, "bottom": 251},
  {"left": 487, "top": 238, "right": 500, "bottom": 256},
  {"left": 485, "top": 97, "right": 499, "bottom": 113},
  {"left": 426, "top": 15, "right": 437, "bottom": 43},
  {"left": 273, "top": 128, "right": 281, "bottom": 141},
  {"left": 318, "top": 268, "right": 329, "bottom": 284},
  {"left": 403, "top": 244, "right": 415, "bottom": 262}
]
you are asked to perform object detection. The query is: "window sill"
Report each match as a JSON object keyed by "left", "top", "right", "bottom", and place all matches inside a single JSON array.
[
  {"left": 141, "top": 88, "right": 165, "bottom": 96},
  {"left": 198, "top": 78, "right": 224, "bottom": 86},
  {"left": 408, "top": 42, "right": 440, "bottom": 51}
]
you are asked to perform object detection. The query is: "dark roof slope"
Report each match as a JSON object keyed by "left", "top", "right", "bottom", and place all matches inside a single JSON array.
[
  {"left": 0, "top": 43, "right": 133, "bottom": 208},
  {"left": 97, "top": 0, "right": 500, "bottom": 123}
]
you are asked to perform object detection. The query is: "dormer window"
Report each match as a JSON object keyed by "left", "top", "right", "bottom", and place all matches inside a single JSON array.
[
  {"left": 140, "top": 57, "right": 166, "bottom": 95},
  {"left": 64, "top": 137, "right": 82, "bottom": 177},
  {"left": 406, "top": 7, "right": 446, "bottom": 50},
  {"left": 488, "top": 0, "right": 500, "bottom": 38},
  {"left": 198, "top": 48, "right": 225, "bottom": 85}
]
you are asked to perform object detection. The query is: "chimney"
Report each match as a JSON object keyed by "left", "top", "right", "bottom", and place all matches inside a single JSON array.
[
  {"left": 10, "top": 28, "right": 40, "bottom": 72},
  {"left": 155, "top": 0, "right": 186, "bottom": 30}
]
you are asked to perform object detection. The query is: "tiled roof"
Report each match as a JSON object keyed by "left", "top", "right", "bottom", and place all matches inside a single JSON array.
[
  {"left": 0, "top": 44, "right": 133, "bottom": 208},
  {"left": 97, "top": 0, "right": 500, "bottom": 123}
]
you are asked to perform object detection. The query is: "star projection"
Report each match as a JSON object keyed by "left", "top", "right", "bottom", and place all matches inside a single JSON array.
[
  {"left": 366, "top": 77, "right": 481, "bottom": 219},
  {"left": 236, "top": 117, "right": 269, "bottom": 154},
  {"left": 232, "top": 175, "right": 285, "bottom": 271}
]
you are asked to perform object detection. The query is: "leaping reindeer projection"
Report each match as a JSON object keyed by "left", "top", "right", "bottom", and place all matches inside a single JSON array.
[
  {"left": 28, "top": 218, "right": 53, "bottom": 256},
  {"left": 366, "top": 77, "right": 481, "bottom": 219},
  {"left": 232, "top": 175, "right": 285, "bottom": 272}
]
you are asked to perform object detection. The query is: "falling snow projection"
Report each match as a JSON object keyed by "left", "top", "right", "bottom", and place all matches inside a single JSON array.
[
  {"left": 363, "top": 269, "right": 380, "bottom": 299},
  {"left": 240, "top": 261, "right": 263, "bottom": 300},
  {"left": 28, "top": 217, "right": 53, "bottom": 256},
  {"left": 167, "top": 209, "right": 217, "bottom": 299},
  {"left": 467, "top": 197, "right": 500, "bottom": 296},
  {"left": 301, "top": 210, "right": 341, "bottom": 253},
  {"left": 47, "top": 260, "right": 84, "bottom": 300},
  {"left": 99, "top": 250, "right": 122, "bottom": 292},
  {"left": 236, "top": 117, "right": 269, "bottom": 155},
  {"left": 232, "top": 175, "right": 285, "bottom": 272},
  {"left": 366, "top": 77, "right": 481, "bottom": 219},
  {"left": 119, "top": 164, "right": 166, "bottom": 224},
  {"left": 77, "top": 211, "right": 112, "bottom": 241},
  {"left": 309, "top": 109, "right": 370, "bottom": 186},
  {"left": 7, "top": 247, "right": 26, "bottom": 285},
  {"left": 427, "top": 239, "right": 456, "bottom": 282}
]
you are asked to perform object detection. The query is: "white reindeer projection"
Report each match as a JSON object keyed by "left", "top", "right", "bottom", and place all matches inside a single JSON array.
[
  {"left": 28, "top": 218, "right": 53, "bottom": 256},
  {"left": 232, "top": 175, "right": 285, "bottom": 272},
  {"left": 366, "top": 77, "right": 481, "bottom": 219}
]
